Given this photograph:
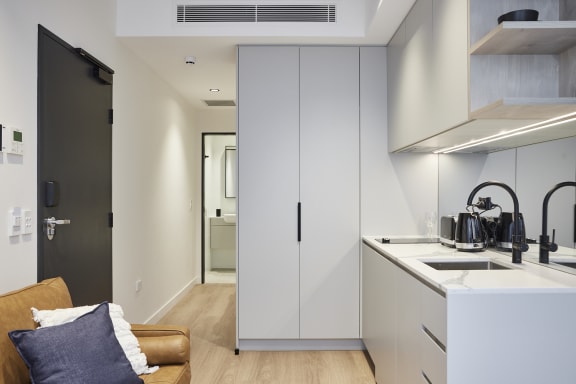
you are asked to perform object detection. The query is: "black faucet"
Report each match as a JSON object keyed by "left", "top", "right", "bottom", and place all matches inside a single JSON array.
[
  {"left": 467, "top": 181, "right": 528, "bottom": 263},
  {"left": 539, "top": 181, "right": 576, "bottom": 264}
]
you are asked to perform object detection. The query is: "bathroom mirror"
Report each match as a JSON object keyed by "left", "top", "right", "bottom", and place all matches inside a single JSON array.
[{"left": 225, "top": 146, "right": 237, "bottom": 198}]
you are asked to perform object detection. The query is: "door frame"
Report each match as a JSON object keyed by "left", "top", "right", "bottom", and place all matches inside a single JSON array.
[{"left": 201, "top": 132, "right": 236, "bottom": 284}]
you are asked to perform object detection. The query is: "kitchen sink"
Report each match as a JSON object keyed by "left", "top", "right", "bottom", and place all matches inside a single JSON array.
[{"left": 422, "top": 260, "right": 511, "bottom": 271}]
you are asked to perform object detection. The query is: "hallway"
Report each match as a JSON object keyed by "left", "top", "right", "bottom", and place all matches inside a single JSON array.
[{"left": 158, "top": 284, "right": 375, "bottom": 384}]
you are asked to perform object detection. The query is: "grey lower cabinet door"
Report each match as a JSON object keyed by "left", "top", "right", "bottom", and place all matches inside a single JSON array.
[{"left": 237, "top": 45, "right": 360, "bottom": 341}]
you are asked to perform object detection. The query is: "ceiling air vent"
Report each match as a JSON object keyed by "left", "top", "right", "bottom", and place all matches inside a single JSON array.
[
  {"left": 176, "top": 4, "right": 336, "bottom": 23},
  {"left": 257, "top": 5, "right": 336, "bottom": 22},
  {"left": 177, "top": 5, "right": 256, "bottom": 22},
  {"left": 204, "top": 100, "right": 236, "bottom": 107}
]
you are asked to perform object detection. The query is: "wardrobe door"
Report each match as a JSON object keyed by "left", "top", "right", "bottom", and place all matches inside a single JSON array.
[
  {"left": 299, "top": 47, "right": 360, "bottom": 339},
  {"left": 237, "top": 46, "right": 301, "bottom": 339}
]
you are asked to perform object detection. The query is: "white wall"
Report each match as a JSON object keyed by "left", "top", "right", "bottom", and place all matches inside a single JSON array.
[
  {"left": 112, "top": 43, "right": 198, "bottom": 322},
  {"left": 0, "top": 0, "right": 199, "bottom": 323}
]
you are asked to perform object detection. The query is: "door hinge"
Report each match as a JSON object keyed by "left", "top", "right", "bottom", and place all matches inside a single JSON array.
[
  {"left": 108, "top": 109, "right": 113, "bottom": 124},
  {"left": 108, "top": 212, "right": 113, "bottom": 228}
]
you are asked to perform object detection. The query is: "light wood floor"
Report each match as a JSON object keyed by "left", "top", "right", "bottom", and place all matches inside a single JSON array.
[{"left": 158, "top": 284, "right": 376, "bottom": 384}]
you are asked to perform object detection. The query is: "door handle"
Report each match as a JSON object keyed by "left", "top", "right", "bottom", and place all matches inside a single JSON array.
[
  {"left": 44, "top": 217, "right": 71, "bottom": 225},
  {"left": 43, "top": 217, "right": 71, "bottom": 240},
  {"left": 297, "top": 202, "right": 301, "bottom": 242}
]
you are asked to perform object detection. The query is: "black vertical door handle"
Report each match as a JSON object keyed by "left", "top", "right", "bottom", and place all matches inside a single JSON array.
[{"left": 298, "top": 202, "right": 302, "bottom": 242}]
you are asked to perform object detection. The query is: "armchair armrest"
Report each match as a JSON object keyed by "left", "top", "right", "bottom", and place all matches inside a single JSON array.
[
  {"left": 131, "top": 324, "right": 190, "bottom": 365},
  {"left": 131, "top": 323, "right": 190, "bottom": 339}
]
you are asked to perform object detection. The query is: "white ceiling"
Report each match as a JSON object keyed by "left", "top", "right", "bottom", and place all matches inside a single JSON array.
[{"left": 118, "top": 0, "right": 417, "bottom": 109}]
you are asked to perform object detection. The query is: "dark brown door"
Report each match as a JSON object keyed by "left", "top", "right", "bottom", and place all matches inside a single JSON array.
[{"left": 37, "top": 26, "right": 113, "bottom": 305}]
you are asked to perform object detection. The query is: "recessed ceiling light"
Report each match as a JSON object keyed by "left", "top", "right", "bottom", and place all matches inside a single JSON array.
[{"left": 210, "top": 88, "right": 220, "bottom": 92}]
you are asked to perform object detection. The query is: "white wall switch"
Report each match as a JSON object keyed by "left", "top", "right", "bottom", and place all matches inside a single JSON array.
[
  {"left": 22, "top": 210, "right": 33, "bottom": 235},
  {"left": 8, "top": 208, "right": 22, "bottom": 237}
]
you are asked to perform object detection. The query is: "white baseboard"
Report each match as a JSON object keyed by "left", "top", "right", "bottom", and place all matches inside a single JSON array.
[
  {"left": 239, "top": 339, "right": 365, "bottom": 351},
  {"left": 144, "top": 276, "right": 199, "bottom": 324}
]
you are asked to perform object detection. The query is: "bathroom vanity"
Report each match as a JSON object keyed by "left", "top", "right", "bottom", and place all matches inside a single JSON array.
[
  {"left": 362, "top": 237, "right": 576, "bottom": 384},
  {"left": 209, "top": 216, "right": 236, "bottom": 269}
]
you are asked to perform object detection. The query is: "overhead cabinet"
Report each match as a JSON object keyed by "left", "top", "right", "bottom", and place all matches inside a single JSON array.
[
  {"left": 237, "top": 46, "right": 360, "bottom": 344},
  {"left": 388, "top": 0, "right": 576, "bottom": 153}
]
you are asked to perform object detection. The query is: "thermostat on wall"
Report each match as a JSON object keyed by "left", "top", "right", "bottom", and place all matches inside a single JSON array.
[{"left": 1, "top": 125, "right": 23, "bottom": 155}]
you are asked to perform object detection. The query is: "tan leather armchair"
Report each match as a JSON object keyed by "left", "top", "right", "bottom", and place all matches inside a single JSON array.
[{"left": 0, "top": 277, "right": 191, "bottom": 384}]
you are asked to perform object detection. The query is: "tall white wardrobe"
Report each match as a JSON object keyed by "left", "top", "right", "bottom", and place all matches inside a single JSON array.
[{"left": 237, "top": 45, "right": 380, "bottom": 348}]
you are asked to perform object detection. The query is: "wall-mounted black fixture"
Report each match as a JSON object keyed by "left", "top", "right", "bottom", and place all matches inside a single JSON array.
[
  {"left": 539, "top": 181, "right": 576, "bottom": 263},
  {"left": 44, "top": 181, "right": 60, "bottom": 207}
]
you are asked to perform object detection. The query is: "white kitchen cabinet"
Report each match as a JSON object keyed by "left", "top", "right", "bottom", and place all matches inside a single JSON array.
[
  {"left": 362, "top": 243, "right": 447, "bottom": 384},
  {"left": 420, "top": 283, "right": 447, "bottom": 384},
  {"left": 363, "top": 239, "right": 576, "bottom": 384},
  {"left": 396, "top": 266, "right": 423, "bottom": 383},
  {"left": 388, "top": 0, "right": 468, "bottom": 152},
  {"left": 299, "top": 47, "right": 360, "bottom": 339},
  {"left": 238, "top": 46, "right": 360, "bottom": 343},
  {"left": 237, "top": 46, "right": 301, "bottom": 339},
  {"left": 361, "top": 243, "right": 396, "bottom": 384},
  {"left": 388, "top": 0, "right": 576, "bottom": 153},
  {"left": 362, "top": 243, "right": 446, "bottom": 383}
]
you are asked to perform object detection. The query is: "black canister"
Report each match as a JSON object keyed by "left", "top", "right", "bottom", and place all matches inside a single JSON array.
[
  {"left": 455, "top": 212, "right": 487, "bottom": 252},
  {"left": 496, "top": 212, "right": 525, "bottom": 251}
]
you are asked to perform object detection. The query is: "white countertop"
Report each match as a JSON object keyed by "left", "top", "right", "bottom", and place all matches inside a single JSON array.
[{"left": 363, "top": 236, "right": 576, "bottom": 295}]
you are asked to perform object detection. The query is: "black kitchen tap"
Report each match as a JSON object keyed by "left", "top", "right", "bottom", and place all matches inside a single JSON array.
[
  {"left": 467, "top": 181, "right": 528, "bottom": 263},
  {"left": 539, "top": 181, "right": 576, "bottom": 264}
]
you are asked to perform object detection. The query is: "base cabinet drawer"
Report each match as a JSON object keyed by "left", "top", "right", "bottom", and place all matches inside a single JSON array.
[
  {"left": 421, "top": 285, "right": 446, "bottom": 347},
  {"left": 421, "top": 328, "right": 447, "bottom": 384}
]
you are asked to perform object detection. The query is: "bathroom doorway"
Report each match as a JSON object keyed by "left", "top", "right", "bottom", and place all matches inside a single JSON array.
[{"left": 202, "top": 133, "right": 237, "bottom": 284}]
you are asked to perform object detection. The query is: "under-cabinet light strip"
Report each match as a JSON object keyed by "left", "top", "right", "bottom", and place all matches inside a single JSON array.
[{"left": 434, "top": 111, "right": 576, "bottom": 154}]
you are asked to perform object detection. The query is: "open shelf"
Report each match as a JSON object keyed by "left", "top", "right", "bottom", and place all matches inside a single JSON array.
[
  {"left": 470, "top": 21, "right": 576, "bottom": 55},
  {"left": 470, "top": 98, "right": 576, "bottom": 120}
]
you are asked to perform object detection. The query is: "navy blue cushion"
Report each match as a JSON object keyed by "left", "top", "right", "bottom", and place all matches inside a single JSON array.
[{"left": 8, "top": 302, "right": 143, "bottom": 384}]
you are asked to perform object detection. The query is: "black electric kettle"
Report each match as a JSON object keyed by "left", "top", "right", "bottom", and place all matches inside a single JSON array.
[
  {"left": 496, "top": 212, "right": 526, "bottom": 251},
  {"left": 455, "top": 212, "right": 487, "bottom": 252}
]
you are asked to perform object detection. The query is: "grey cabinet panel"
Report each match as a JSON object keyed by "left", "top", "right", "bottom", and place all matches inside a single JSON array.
[
  {"left": 238, "top": 46, "right": 363, "bottom": 342},
  {"left": 299, "top": 46, "right": 360, "bottom": 339},
  {"left": 237, "top": 46, "right": 301, "bottom": 339}
]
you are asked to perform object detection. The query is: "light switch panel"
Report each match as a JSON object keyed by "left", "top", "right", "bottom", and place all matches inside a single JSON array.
[
  {"left": 22, "top": 210, "right": 33, "bottom": 235},
  {"left": 8, "top": 208, "right": 22, "bottom": 237}
]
